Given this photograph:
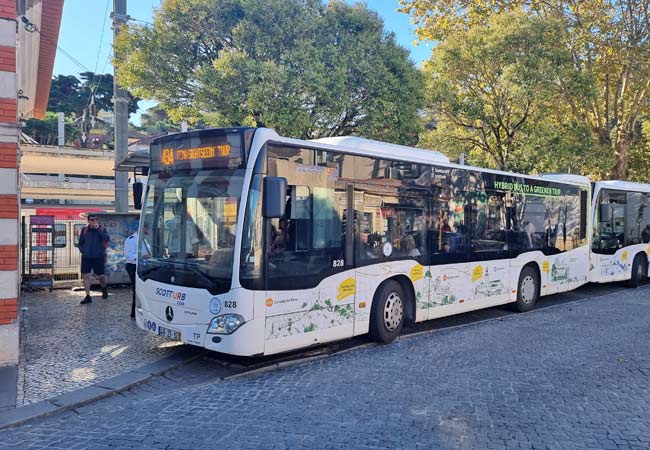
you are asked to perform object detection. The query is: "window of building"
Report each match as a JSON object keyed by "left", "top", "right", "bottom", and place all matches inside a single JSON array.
[{"left": 53, "top": 223, "right": 67, "bottom": 248}]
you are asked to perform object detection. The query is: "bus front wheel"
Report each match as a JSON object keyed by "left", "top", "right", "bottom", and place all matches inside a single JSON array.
[
  {"left": 629, "top": 254, "right": 648, "bottom": 288},
  {"left": 369, "top": 280, "right": 405, "bottom": 344},
  {"left": 513, "top": 266, "right": 539, "bottom": 313}
]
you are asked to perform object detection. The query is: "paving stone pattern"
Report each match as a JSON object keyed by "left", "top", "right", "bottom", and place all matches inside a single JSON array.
[
  {"left": 2, "top": 285, "right": 650, "bottom": 449},
  {"left": 16, "top": 288, "right": 184, "bottom": 405}
]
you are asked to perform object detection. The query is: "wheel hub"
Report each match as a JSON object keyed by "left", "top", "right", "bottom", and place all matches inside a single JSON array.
[
  {"left": 383, "top": 292, "right": 403, "bottom": 331},
  {"left": 520, "top": 275, "right": 536, "bottom": 304}
]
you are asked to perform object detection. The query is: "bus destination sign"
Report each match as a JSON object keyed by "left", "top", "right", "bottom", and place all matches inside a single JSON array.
[
  {"left": 160, "top": 144, "right": 231, "bottom": 167},
  {"left": 150, "top": 130, "right": 244, "bottom": 172}
]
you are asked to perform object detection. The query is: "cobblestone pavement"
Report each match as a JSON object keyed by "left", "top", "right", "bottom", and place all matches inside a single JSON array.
[
  {"left": 16, "top": 287, "right": 184, "bottom": 405},
  {"left": 3, "top": 284, "right": 650, "bottom": 449}
]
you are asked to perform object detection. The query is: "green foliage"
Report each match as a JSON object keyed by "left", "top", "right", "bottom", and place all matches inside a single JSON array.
[
  {"left": 138, "top": 104, "right": 180, "bottom": 134},
  {"left": 114, "top": 0, "right": 423, "bottom": 143},
  {"left": 421, "top": 11, "right": 576, "bottom": 171},
  {"left": 403, "top": 0, "right": 650, "bottom": 179},
  {"left": 23, "top": 112, "right": 79, "bottom": 146},
  {"left": 48, "top": 72, "right": 139, "bottom": 117},
  {"left": 628, "top": 119, "right": 650, "bottom": 183}
]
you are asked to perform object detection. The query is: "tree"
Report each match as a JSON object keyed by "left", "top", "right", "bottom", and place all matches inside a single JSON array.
[
  {"left": 114, "top": 0, "right": 423, "bottom": 143},
  {"left": 47, "top": 72, "right": 140, "bottom": 117},
  {"left": 138, "top": 104, "right": 180, "bottom": 134},
  {"left": 23, "top": 112, "right": 79, "bottom": 146},
  {"left": 400, "top": 0, "right": 650, "bottom": 179},
  {"left": 419, "top": 11, "right": 609, "bottom": 174}
]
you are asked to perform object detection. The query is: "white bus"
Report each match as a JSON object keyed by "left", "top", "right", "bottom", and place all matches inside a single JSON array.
[
  {"left": 135, "top": 127, "right": 595, "bottom": 356},
  {"left": 590, "top": 180, "right": 650, "bottom": 287}
]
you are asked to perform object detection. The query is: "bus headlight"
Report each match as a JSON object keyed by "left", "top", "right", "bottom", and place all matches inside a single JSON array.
[{"left": 207, "top": 314, "right": 245, "bottom": 334}]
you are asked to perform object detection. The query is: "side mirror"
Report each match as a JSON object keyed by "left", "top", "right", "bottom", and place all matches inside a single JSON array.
[
  {"left": 263, "top": 177, "right": 287, "bottom": 218},
  {"left": 133, "top": 181, "right": 143, "bottom": 210}
]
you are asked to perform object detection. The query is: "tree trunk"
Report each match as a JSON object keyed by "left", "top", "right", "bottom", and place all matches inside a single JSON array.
[{"left": 611, "top": 134, "right": 631, "bottom": 179}]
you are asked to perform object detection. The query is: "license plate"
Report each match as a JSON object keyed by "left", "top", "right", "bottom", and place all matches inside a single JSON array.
[{"left": 158, "top": 326, "right": 181, "bottom": 341}]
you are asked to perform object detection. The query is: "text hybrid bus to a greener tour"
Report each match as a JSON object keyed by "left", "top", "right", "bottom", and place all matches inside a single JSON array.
[{"left": 135, "top": 127, "right": 649, "bottom": 356}]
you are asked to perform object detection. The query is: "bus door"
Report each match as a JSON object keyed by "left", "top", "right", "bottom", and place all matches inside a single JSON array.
[{"left": 263, "top": 145, "right": 354, "bottom": 354}]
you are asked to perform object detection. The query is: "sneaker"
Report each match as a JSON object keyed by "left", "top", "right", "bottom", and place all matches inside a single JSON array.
[
  {"left": 102, "top": 287, "right": 108, "bottom": 299},
  {"left": 80, "top": 296, "right": 92, "bottom": 305}
]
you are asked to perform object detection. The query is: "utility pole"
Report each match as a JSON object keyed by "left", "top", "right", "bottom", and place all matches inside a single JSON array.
[{"left": 113, "top": 0, "right": 129, "bottom": 212}]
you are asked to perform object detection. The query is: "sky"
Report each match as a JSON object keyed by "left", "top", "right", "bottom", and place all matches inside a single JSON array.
[{"left": 52, "top": 0, "right": 434, "bottom": 124}]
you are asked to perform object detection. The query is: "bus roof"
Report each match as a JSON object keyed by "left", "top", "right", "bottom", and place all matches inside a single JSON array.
[
  {"left": 594, "top": 180, "right": 650, "bottom": 193},
  {"left": 134, "top": 127, "right": 592, "bottom": 189},
  {"left": 311, "top": 136, "right": 450, "bottom": 164},
  {"left": 539, "top": 173, "right": 591, "bottom": 186},
  {"left": 271, "top": 132, "right": 589, "bottom": 188}
]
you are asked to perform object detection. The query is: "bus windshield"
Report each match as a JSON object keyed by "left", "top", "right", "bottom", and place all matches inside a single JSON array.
[{"left": 138, "top": 169, "right": 244, "bottom": 294}]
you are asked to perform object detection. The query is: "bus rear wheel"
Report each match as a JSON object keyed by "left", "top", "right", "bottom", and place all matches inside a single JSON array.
[
  {"left": 513, "top": 266, "right": 539, "bottom": 313},
  {"left": 369, "top": 280, "right": 405, "bottom": 344},
  {"left": 629, "top": 254, "right": 648, "bottom": 288}
]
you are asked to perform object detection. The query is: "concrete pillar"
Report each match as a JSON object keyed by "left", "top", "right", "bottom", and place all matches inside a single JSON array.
[
  {"left": 0, "top": 0, "right": 20, "bottom": 366},
  {"left": 57, "top": 111, "right": 64, "bottom": 146}
]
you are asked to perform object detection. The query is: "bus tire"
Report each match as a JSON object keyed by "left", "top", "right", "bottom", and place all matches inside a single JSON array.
[
  {"left": 629, "top": 254, "right": 647, "bottom": 288},
  {"left": 369, "top": 280, "right": 405, "bottom": 344},
  {"left": 513, "top": 266, "right": 539, "bottom": 313}
]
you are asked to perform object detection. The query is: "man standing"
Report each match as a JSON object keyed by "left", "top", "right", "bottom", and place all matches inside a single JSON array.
[
  {"left": 124, "top": 230, "right": 138, "bottom": 318},
  {"left": 78, "top": 213, "right": 110, "bottom": 304}
]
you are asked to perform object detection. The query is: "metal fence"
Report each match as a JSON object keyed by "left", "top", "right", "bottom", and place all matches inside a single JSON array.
[{"left": 21, "top": 216, "right": 86, "bottom": 286}]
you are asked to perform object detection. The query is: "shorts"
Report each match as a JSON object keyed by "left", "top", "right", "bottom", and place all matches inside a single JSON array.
[{"left": 81, "top": 257, "right": 105, "bottom": 275}]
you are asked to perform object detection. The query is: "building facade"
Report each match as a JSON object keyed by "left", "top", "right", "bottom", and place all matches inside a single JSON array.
[{"left": 0, "top": 0, "right": 63, "bottom": 366}]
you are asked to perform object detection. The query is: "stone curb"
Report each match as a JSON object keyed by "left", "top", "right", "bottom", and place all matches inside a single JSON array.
[{"left": 0, "top": 348, "right": 206, "bottom": 431}]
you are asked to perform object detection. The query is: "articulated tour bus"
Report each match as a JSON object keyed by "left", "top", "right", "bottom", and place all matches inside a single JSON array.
[{"left": 135, "top": 127, "right": 646, "bottom": 356}]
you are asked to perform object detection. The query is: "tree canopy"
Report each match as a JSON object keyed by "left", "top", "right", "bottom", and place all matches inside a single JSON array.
[
  {"left": 401, "top": 0, "right": 650, "bottom": 180},
  {"left": 114, "top": 0, "right": 424, "bottom": 144},
  {"left": 137, "top": 104, "right": 180, "bottom": 134},
  {"left": 48, "top": 72, "right": 139, "bottom": 117}
]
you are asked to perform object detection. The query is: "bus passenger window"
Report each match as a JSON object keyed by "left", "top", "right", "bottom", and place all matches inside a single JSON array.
[
  {"left": 353, "top": 157, "right": 427, "bottom": 265},
  {"left": 593, "top": 190, "right": 626, "bottom": 254},
  {"left": 470, "top": 191, "right": 508, "bottom": 261},
  {"left": 430, "top": 188, "right": 468, "bottom": 264},
  {"left": 266, "top": 145, "right": 349, "bottom": 291}
]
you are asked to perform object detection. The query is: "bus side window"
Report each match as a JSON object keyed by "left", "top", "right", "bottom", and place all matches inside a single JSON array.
[
  {"left": 626, "top": 192, "right": 650, "bottom": 245},
  {"left": 469, "top": 191, "right": 508, "bottom": 261},
  {"left": 353, "top": 157, "right": 428, "bottom": 266},
  {"left": 430, "top": 187, "right": 468, "bottom": 265},
  {"left": 266, "top": 145, "right": 349, "bottom": 291},
  {"left": 593, "top": 189, "right": 627, "bottom": 254}
]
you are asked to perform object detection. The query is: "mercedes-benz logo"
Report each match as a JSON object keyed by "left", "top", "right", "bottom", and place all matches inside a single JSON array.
[{"left": 165, "top": 305, "right": 174, "bottom": 322}]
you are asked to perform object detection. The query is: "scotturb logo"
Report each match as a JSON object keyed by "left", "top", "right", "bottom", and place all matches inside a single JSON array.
[{"left": 165, "top": 306, "right": 174, "bottom": 322}]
